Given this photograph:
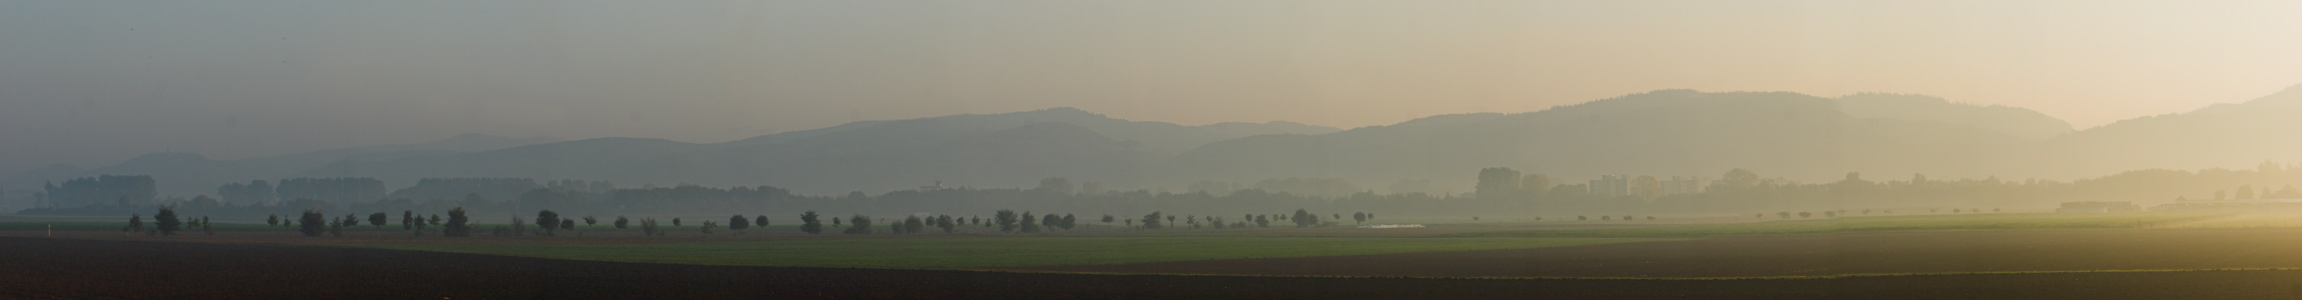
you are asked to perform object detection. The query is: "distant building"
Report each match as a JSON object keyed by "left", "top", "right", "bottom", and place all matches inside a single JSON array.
[
  {"left": 1589, "top": 175, "right": 1630, "bottom": 197},
  {"left": 2150, "top": 199, "right": 2302, "bottom": 211},
  {"left": 1661, "top": 176, "right": 1712, "bottom": 195},
  {"left": 918, "top": 181, "right": 956, "bottom": 192},
  {"left": 2057, "top": 201, "right": 2141, "bottom": 213}
]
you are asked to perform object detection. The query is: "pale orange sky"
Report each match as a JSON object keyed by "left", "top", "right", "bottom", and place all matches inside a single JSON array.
[{"left": 3, "top": 0, "right": 2301, "bottom": 172}]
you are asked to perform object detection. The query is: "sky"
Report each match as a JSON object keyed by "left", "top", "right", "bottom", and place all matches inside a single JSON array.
[{"left": 3, "top": 0, "right": 2300, "bottom": 175}]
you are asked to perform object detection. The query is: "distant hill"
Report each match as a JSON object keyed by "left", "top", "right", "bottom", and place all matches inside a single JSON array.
[
  {"left": 294, "top": 108, "right": 1337, "bottom": 195},
  {"left": 3, "top": 134, "right": 562, "bottom": 196},
  {"left": 1156, "top": 90, "right": 2051, "bottom": 190},
  {"left": 2030, "top": 84, "right": 2302, "bottom": 178},
  {"left": 16, "top": 86, "right": 2302, "bottom": 199}
]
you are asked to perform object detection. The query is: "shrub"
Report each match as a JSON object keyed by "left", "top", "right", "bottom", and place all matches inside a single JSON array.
[
  {"left": 299, "top": 210, "right": 327, "bottom": 237},
  {"left": 843, "top": 215, "right": 873, "bottom": 235},
  {"left": 443, "top": 207, "right": 472, "bottom": 237},
  {"left": 536, "top": 210, "right": 560, "bottom": 236},
  {"left": 798, "top": 211, "right": 822, "bottom": 235},
  {"left": 154, "top": 207, "right": 181, "bottom": 236}
]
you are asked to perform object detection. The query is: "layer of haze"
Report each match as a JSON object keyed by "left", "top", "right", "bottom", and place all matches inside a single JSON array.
[{"left": 3, "top": 0, "right": 2300, "bottom": 175}]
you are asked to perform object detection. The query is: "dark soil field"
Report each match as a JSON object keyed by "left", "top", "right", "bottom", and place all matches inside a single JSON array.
[
  {"left": 1026, "top": 228, "right": 2302, "bottom": 278},
  {"left": 13, "top": 236, "right": 2302, "bottom": 299}
]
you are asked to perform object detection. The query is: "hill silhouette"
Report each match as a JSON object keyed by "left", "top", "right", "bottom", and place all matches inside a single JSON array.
[{"left": 12, "top": 86, "right": 2302, "bottom": 197}]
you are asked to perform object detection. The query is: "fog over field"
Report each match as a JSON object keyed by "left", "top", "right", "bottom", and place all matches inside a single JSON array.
[
  {"left": 15, "top": 2, "right": 2302, "bottom": 299},
  {"left": 3, "top": 0, "right": 2302, "bottom": 225}
]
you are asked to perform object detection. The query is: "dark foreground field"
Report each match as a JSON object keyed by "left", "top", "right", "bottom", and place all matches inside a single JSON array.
[
  {"left": 10, "top": 237, "right": 2302, "bottom": 299},
  {"left": 1029, "top": 229, "right": 2302, "bottom": 278}
]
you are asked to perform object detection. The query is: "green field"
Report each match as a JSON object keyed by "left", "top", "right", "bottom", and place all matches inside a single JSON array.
[
  {"left": 0, "top": 221, "right": 294, "bottom": 232},
  {"left": 1452, "top": 212, "right": 2232, "bottom": 237},
  {"left": 350, "top": 236, "right": 1677, "bottom": 269},
  {"left": 0, "top": 220, "right": 733, "bottom": 233}
]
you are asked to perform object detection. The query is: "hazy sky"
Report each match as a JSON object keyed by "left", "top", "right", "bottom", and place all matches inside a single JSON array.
[{"left": 4, "top": 0, "right": 2300, "bottom": 174}]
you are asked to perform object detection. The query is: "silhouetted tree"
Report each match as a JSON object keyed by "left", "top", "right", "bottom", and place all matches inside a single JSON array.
[
  {"left": 904, "top": 216, "right": 925, "bottom": 234},
  {"left": 536, "top": 210, "right": 560, "bottom": 236},
  {"left": 585, "top": 216, "right": 598, "bottom": 228},
  {"left": 443, "top": 207, "right": 471, "bottom": 237},
  {"left": 299, "top": 210, "right": 326, "bottom": 237},
  {"left": 1521, "top": 174, "right": 1555, "bottom": 200},
  {"left": 126, "top": 213, "right": 144, "bottom": 233},
  {"left": 1721, "top": 168, "right": 1763, "bottom": 191},
  {"left": 995, "top": 210, "right": 1020, "bottom": 232},
  {"left": 1254, "top": 215, "right": 1269, "bottom": 228},
  {"left": 1353, "top": 212, "right": 1367, "bottom": 224},
  {"left": 1141, "top": 211, "right": 1165, "bottom": 229},
  {"left": 729, "top": 215, "right": 750, "bottom": 234},
  {"left": 1060, "top": 214, "right": 1077, "bottom": 230},
  {"left": 368, "top": 212, "right": 388, "bottom": 230},
  {"left": 1799, "top": 212, "right": 1812, "bottom": 218},
  {"left": 267, "top": 214, "right": 279, "bottom": 226},
  {"left": 401, "top": 211, "right": 415, "bottom": 230},
  {"left": 153, "top": 207, "right": 181, "bottom": 236},
  {"left": 936, "top": 215, "right": 957, "bottom": 233},
  {"left": 1476, "top": 167, "right": 1523, "bottom": 201},
  {"left": 640, "top": 218, "right": 661, "bottom": 236},
  {"left": 1291, "top": 209, "right": 1318, "bottom": 228},
  {"left": 1040, "top": 213, "right": 1060, "bottom": 231},
  {"left": 1101, "top": 215, "right": 1115, "bottom": 227},
  {"left": 799, "top": 211, "right": 822, "bottom": 235},
  {"left": 672, "top": 218, "right": 682, "bottom": 227},
  {"left": 1036, "top": 177, "right": 1075, "bottom": 195},
  {"left": 755, "top": 216, "right": 768, "bottom": 229},
  {"left": 615, "top": 216, "right": 630, "bottom": 229},
  {"left": 843, "top": 215, "right": 873, "bottom": 235},
  {"left": 1020, "top": 212, "right": 1041, "bottom": 233}
]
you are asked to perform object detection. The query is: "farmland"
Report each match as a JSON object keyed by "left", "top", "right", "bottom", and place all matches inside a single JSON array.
[
  {"left": 352, "top": 236, "right": 1678, "bottom": 269},
  {"left": 1030, "top": 228, "right": 2302, "bottom": 277},
  {"left": 1452, "top": 212, "right": 2232, "bottom": 237},
  {"left": 18, "top": 211, "right": 2302, "bottom": 299},
  {"left": 17, "top": 236, "right": 2302, "bottom": 300}
]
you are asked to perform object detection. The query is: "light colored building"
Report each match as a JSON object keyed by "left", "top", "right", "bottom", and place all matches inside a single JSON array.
[
  {"left": 1589, "top": 175, "right": 1630, "bottom": 197},
  {"left": 918, "top": 181, "right": 955, "bottom": 192},
  {"left": 1661, "top": 176, "right": 1712, "bottom": 195},
  {"left": 2058, "top": 201, "right": 2141, "bottom": 213}
]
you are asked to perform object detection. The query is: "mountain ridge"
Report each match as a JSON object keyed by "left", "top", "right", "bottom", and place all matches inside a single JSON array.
[{"left": 10, "top": 86, "right": 2298, "bottom": 198}]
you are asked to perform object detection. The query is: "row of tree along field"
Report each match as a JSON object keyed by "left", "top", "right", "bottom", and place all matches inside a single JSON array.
[
  {"left": 111, "top": 204, "right": 1372, "bottom": 238},
  {"left": 18, "top": 163, "right": 2302, "bottom": 219}
]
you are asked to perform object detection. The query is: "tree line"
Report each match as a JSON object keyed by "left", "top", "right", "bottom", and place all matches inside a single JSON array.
[{"left": 25, "top": 162, "right": 2302, "bottom": 219}]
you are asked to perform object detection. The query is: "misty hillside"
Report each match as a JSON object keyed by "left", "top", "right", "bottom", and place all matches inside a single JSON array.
[
  {"left": 293, "top": 108, "right": 1332, "bottom": 195},
  {"left": 1157, "top": 90, "right": 2048, "bottom": 190},
  {"left": 15, "top": 87, "right": 2302, "bottom": 198},
  {"left": 2, "top": 134, "right": 561, "bottom": 196},
  {"left": 2030, "top": 84, "right": 2302, "bottom": 178},
  {"left": 1833, "top": 93, "right": 2076, "bottom": 141}
]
